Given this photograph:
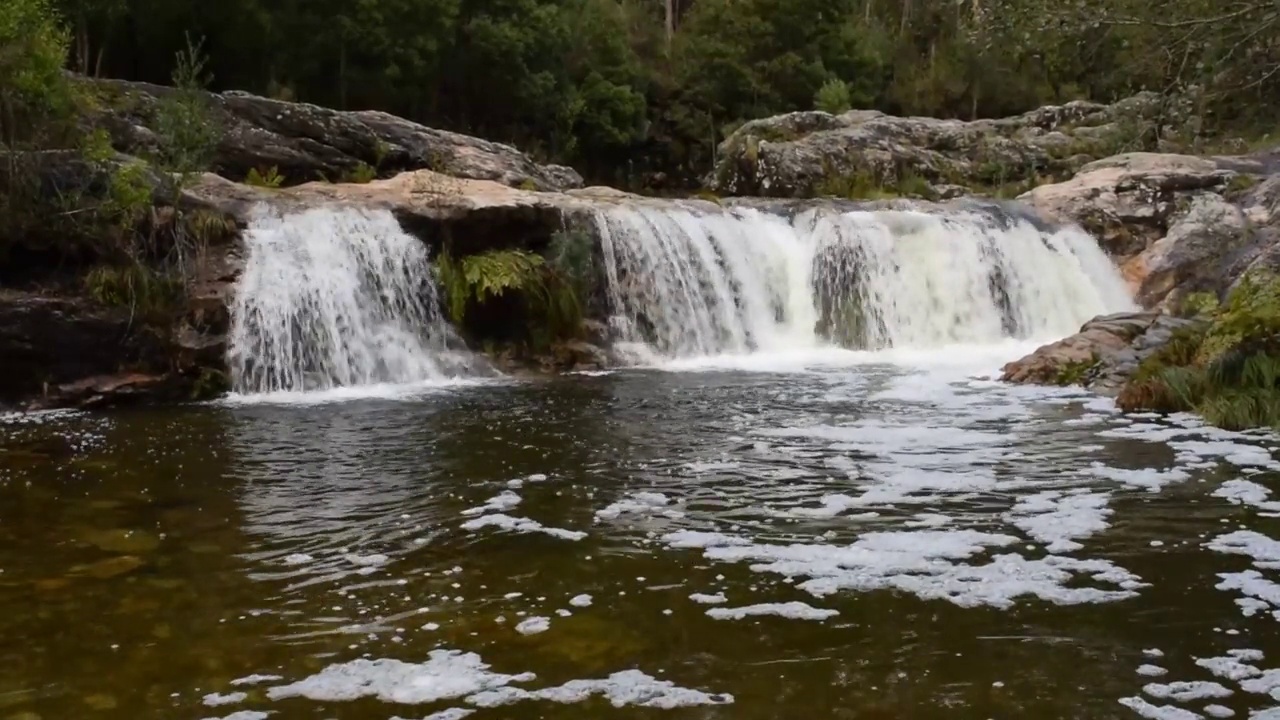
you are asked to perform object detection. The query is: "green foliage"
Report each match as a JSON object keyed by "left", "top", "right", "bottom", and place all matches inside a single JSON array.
[
  {"left": 436, "top": 240, "right": 590, "bottom": 354},
  {"left": 84, "top": 262, "right": 184, "bottom": 317},
  {"left": 0, "top": 0, "right": 75, "bottom": 147},
  {"left": 341, "top": 162, "right": 378, "bottom": 184},
  {"left": 1054, "top": 356, "right": 1098, "bottom": 386},
  {"left": 152, "top": 34, "right": 220, "bottom": 182},
  {"left": 1119, "top": 272, "right": 1280, "bottom": 429},
  {"left": 1178, "top": 291, "right": 1220, "bottom": 318},
  {"left": 24, "top": 0, "right": 1275, "bottom": 190},
  {"left": 814, "top": 79, "right": 852, "bottom": 114},
  {"left": 244, "top": 165, "right": 285, "bottom": 188}
]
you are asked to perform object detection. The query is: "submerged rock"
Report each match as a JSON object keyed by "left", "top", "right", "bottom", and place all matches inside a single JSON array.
[{"left": 1001, "top": 312, "right": 1203, "bottom": 396}]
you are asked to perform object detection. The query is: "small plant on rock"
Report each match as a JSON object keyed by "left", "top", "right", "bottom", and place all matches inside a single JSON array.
[{"left": 814, "top": 79, "right": 852, "bottom": 114}]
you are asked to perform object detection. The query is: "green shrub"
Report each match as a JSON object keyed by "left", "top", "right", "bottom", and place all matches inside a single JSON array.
[
  {"left": 814, "top": 79, "right": 852, "bottom": 114},
  {"left": 153, "top": 34, "right": 220, "bottom": 184},
  {"left": 1118, "top": 271, "right": 1280, "bottom": 429},
  {"left": 341, "top": 162, "right": 378, "bottom": 184}
]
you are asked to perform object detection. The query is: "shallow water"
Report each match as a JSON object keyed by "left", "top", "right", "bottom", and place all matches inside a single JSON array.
[{"left": 4, "top": 348, "right": 1280, "bottom": 720}]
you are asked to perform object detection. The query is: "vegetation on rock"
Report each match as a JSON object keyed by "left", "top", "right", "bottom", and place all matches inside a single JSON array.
[
  {"left": 11, "top": 0, "right": 1273, "bottom": 191},
  {"left": 435, "top": 228, "right": 596, "bottom": 357},
  {"left": 1118, "top": 273, "right": 1280, "bottom": 430}
]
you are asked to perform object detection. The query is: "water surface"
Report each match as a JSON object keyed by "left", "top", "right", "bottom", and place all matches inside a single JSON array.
[{"left": 4, "top": 348, "right": 1280, "bottom": 720}]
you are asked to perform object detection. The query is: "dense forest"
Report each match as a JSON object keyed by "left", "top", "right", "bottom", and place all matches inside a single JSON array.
[{"left": 6, "top": 0, "right": 1280, "bottom": 188}]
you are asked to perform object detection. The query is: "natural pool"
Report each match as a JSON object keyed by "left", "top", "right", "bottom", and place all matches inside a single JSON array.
[{"left": 3, "top": 346, "right": 1280, "bottom": 720}]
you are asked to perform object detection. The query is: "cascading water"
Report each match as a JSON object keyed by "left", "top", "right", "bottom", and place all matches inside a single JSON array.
[
  {"left": 227, "top": 206, "right": 481, "bottom": 395},
  {"left": 593, "top": 202, "right": 1135, "bottom": 359}
]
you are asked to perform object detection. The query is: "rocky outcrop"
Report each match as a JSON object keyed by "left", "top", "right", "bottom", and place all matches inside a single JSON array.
[
  {"left": 84, "top": 77, "right": 583, "bottom": 193},
  {"left": 1023, "top": 151, "right": 1280, "bottom": 310},
  {"left": 0, "top": 291, "right": 170, "bottom": 406},
  {"left": 707, "top": 93, "right": 1186, "bottom": 198},
  {"left": 1000, "top": 312, "right": 1203, "bottom": 396}
]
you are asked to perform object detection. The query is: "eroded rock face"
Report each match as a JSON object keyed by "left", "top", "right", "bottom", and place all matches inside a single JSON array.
[
  {"left": 0, "top": 292, "right": 169, "bottom": 406},
  {"left": 86, "top": 78, "right": 583, "bottom": 193},
  {"left": 707, "top": 93, "right": 1179, "bottom": 198},
  {"left": 1000, "top": 312, "right": 1202, "bottom": 396},
  {"left": 1023, "top": 151, "right": 1279, "bottom": 310}
]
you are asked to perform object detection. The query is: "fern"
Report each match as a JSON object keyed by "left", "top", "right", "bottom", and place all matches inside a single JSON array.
[
  {"left": 434, "top": 245, "right": 588, "bottom": 352},
  {"left": 245, "top": 165, "right": 285, "bottom": 188}
]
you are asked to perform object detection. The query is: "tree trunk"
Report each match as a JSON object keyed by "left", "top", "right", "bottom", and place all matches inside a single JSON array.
[{"left": 664, "top": 0, "right": 675, "bottom": 43}]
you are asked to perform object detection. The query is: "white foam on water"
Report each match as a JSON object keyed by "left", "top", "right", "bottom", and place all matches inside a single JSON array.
[
  {"left": 230, "top": 674, "right": 283, "bottom": 687},
  {"left": 1086, "top": 463, "right": 1192, "bottom": 493},
  {"left": 663, "top": 528, "right": 1143, "bottom": 609},
  {"left": 1204, "top": 706, "right": 1235, "bottom": 718},
  {"left": 514, "top": 617, "right": 550, "bottom": 635},
  {"left": 1005, "top": 490, "right": 1113, "bottom": 553},
  {"left": 1139, "top": 665, "right": 1170, "bottom": 677},
  {"left": 201, "top": 712, "right": 271, "bottom": 720},
  {"left": 568, "top": 594, "right": 593, "bottom": 608},
  {"left": 460, "top": 514, "right": 586, "bottom": 542},
  {"left": 1119, "top": 696, "right": 1203, "bottom": 720},
  {"left": 595, "top": 492, "right": 681, "bottom": 521},
  {"left": 268, "top": 651, "right": 731, "bottom": 714},
  {"left": 689, "top": 592, "right": 728, "bottom": 605},
  {"left": 1215, "top": 480, "right": 1280, "bottom": 514},
  {"left": 266, "top": 651, "right": 536, "bottom": 703},
  {"left": 593, "top": 203, "right": 1133, "bottom": 363},
  {"left": 705, "top": 602, "right": 838, "bottom": 621},
  {"left": 227, "top": 206, "right": 486, "bottom": 398},
  {"left": 392, "top": 710, "right": 476, "bottom": 720},
  {"left": 202, "top": 692, "right": 247, "bottom": 707},
  {"left": 462, "top": 491, "right": 522, "bottom": 517},
  {"left": 1143, "top": 681, "right": 1233, "bottom": 702}
]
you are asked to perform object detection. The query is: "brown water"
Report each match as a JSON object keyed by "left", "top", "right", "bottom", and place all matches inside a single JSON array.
[{"left": 3, "top": 352, "right": 1280, "bottom": 720}]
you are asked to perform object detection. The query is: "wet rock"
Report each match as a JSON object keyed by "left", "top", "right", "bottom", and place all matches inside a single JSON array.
[
  {"left": 86, "top": 77, "right": 581, "bottom": 193},
  {"left": 549, "top": 341, "right": 609, "bottom": 372},
  {"left": 707, "top": 92, "right": 1178, "bottom": 198},
  {"left": 1001, "top": 312, "right": 1203, "bottom": 395}
]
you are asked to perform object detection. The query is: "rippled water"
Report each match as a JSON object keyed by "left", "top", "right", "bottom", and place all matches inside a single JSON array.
[{"left": 4, "top": 346, "right": 1280, "bottom": 720}]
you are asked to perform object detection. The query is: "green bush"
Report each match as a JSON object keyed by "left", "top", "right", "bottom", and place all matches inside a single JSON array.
[
  {"left": 814, "top": 79, "right": 852, "bottom": 115},
  {"left": 1119, "top": 271, "right": 1280, "bottom": 429}
]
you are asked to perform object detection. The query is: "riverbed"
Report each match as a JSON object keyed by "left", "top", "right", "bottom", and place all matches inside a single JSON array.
[{"left": 3, "top": 345, "right": 1279, "bottom": 720}]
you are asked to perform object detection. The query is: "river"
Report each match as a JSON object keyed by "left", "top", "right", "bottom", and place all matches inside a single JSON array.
[{"left": 4, "top": 343, "right": 1280, "bottom": 719}]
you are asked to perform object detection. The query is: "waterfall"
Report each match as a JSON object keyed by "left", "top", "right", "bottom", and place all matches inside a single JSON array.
[
  {"left": 593, "top": 203, "right": 1135, "bottom": 358},
  {"left": 227, "top": 206, "right": 480, "bottom": 395}
]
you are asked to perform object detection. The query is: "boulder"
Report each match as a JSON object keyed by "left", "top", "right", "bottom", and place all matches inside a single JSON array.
[
  {"left": 1023, "top": 151, "right": 1279, "bottom": 309},
  {"left": 84, "top": 77, "right": 583, "bottom": 193},
  {"left": 1000, "top": 311, "right": 1203, "bottom": 396},
  {"left": 707, "top": 92, "right": 1181, "bottom": 198}
]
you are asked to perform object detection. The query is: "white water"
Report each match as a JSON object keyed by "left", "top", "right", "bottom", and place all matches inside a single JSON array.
[
  {"left": 227, "top": 206, "right": 480, "bottom": 395},
  {"left": 593, "top": 203, "right": 1135, "bottom": 361}
]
